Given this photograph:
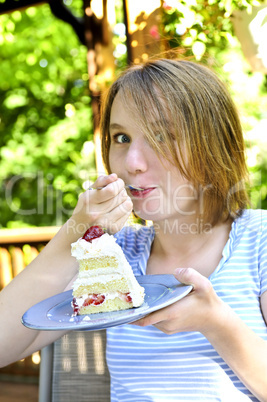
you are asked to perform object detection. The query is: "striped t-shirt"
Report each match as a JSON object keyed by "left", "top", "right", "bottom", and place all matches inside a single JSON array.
[{"left": 107, "top": 209, "right": 267, "bottom": 401}]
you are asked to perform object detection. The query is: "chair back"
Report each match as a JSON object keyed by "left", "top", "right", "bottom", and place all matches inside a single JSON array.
[{"left": 39, "top": 330, "right": 110, "bottom": 402}]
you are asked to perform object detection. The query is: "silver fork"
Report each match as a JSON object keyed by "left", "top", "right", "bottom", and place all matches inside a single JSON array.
[{"left": 89, "top": 185, "right": 143, "bottom": 191}]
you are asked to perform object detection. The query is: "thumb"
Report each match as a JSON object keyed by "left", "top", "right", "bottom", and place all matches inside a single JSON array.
[
  {"left": 173, "top": 267, "right": 204, "bottom": 290},
  {"left": 93, "top": 173, "right": 118, "bottom": 188},
  {"left": 174, "top": 267, "right": 195, "bottom": 284},
  {"left": 174, "top": 267, "right": 212, "bottom": 293}
]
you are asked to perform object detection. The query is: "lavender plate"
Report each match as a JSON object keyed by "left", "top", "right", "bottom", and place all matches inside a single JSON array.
[{"left": 21, "top": 275, "right": 192, "bottom": 331}]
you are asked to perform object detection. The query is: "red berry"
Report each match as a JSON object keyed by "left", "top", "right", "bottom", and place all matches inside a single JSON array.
[
  {"left": 82, "top": 226, "right": 105, "bottom": 242},
  {"left": 93, "top": 294, "right": 106, "bottom": 305},
  {"left": 83, "top": 294, "right": 106, "bottom": 307},
  {"left": 125, "top": 293, "right": 132, "bottom": 303},
  {"left": 72, "top": 297, "right": 79, "bottom": 315}
]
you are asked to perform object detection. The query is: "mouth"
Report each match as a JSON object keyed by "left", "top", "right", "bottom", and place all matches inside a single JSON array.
[{"left": 127, "top": 186, "right": 157, "bottom": 198}]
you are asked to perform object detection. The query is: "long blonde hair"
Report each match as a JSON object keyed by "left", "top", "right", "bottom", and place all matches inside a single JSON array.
[{"left": 100, "top": 59, "right": 249, "bottom": 226}]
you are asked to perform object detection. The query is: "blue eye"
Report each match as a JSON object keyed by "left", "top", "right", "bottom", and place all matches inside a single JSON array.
[{"left": 114, "top": 134, "right": 130, "bottom": 143}]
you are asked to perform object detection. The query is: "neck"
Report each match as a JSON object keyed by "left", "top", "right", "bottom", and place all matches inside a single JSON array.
[
  {"left": 147, "top": 217, "right": 233, "bottom": 277},
  {"left": 154, "top": 216, "right": 212, "bottom": 236},
  {"left": 151, "top": 216, "right": 231, "bottom": 258}
]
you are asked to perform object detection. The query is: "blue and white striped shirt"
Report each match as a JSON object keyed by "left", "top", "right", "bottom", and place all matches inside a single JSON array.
[{"left": 107, "top": 209, "right": 267, "bottom": 401}]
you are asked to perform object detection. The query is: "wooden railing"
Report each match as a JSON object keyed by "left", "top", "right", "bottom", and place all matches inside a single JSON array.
[{"left": 0, "top": 226, "right": 60, "bottom": 380}]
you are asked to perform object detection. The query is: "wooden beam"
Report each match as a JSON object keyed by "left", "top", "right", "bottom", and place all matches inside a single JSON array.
[
  {"left": 0, "top": 226, "right": 60, "bottom": 245},
  {"left": 49, "top": 0, "right": 86, "bottom": 45},
  {"left": 84, "top": 0, "right": 116, "bottom": 175},
  {"left": 122, "top": 0, "right": 132, "bottom": 64},
  {"left": 0, "top": 0, "right": 46, "bottom": 15},
  {"left": 0, "top": 0, "right": 86, "bottom": 47}
]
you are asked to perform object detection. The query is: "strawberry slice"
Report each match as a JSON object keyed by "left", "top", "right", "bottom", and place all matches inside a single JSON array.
[
  {"left": 83, "top": 294, "right": 106, "bottom": 306},
  {"left": 82, "top": 226, "right": 105, "bottom": 243},
  {"left": 124, "top": 293, "right": 132, "bottom": 303},
  {"left": 72, "top": 297, "right": 79, "bottom": 315}
]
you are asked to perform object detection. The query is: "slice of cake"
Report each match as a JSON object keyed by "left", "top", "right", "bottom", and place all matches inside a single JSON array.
[{"left": 71, "top": 226, "right": 145, "bottom": 315}]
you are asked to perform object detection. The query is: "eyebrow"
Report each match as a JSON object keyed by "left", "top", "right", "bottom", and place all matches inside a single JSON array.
[{"left": 109, "top": 123, "right": 125, "bottom": 131}]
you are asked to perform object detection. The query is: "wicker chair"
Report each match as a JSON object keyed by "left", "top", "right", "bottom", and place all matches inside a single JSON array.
[{"left": 39, "top": 330, "right": 110, "bottom": 402}]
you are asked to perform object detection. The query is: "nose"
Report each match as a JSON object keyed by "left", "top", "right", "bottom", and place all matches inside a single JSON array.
[{"left": 124, "top": 138, "right": 148, "bottom": 174}]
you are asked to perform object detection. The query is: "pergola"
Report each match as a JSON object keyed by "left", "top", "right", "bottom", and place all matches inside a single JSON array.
[
  {"left": 2, "top": 0, "right": 266, "bottom": 170},
  {"left": 0, "top": 0, "right": 163, "bottom": 171}
]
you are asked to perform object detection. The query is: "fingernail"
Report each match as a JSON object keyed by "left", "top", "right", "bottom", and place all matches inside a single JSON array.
[{"left": 174, "top": 268, "right": 185, "bottom": 275}]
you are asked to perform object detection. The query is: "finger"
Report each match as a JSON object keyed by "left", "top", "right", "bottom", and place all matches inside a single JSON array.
[
  {"left": 130, "top": 312, "right": 162, "bottom": 327},
  {"left": 92, "top": 173, "right": 118, "bottom": 189},
  {"left": 104, "top": 214, "right": 130, "bottom": 234},
  {"left": 173, "top": 267, "right": 201, "bottom": 288},
  {"left": 79, "top": 181, "right": 125, "bottom": 211},
  {"left": 112, "top": 197, "right": 133, "bottom": 221},
  {"left": 98, "top": 194, "right": 132, "bottom": 221},
  {"left": 100, "top": 198, "right": 133, "bottom": 233},
  {"left": 91, "top": 178, "right": 126, "bottom": 203},
  {"left": 130, "top": 300, "right": 175, "bottom": 327},
  {"left": 174, "top": 267, "right": 212, "bottom": 295},
  {"left": 91, "top": 186, "right": 130, "bottom": 216}
]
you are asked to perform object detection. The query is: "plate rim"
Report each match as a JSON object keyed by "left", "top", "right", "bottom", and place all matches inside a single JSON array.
[{"left": 22, "top": 275, "right": 192, "bottom": 331}]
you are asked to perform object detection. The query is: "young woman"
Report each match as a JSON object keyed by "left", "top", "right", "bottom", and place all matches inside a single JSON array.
[{"left": 0, "top": 59, "right": 266, "bottom": 401}]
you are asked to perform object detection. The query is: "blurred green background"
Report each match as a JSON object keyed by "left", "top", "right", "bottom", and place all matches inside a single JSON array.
[
  {"left": 0, "top": 1, "right": 97, "bottom": 228},
  {"left": 0, "top": 0, "right": 266, "bottom": 229}
]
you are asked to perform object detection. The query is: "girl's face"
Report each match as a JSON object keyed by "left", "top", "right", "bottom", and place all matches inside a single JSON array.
[{"left": 108, "top": 91, "right": 199, "bottom": 224}]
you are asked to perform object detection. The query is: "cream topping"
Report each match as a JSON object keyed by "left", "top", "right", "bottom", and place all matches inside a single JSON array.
[{"left": 71, "top": 233, "right": 122, "bottom": 260}]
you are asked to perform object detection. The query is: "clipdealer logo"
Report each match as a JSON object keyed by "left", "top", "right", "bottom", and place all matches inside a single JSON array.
[
  {"left": 4, "top": 171, "right": 83, "bottom": 224},
  {"left": 4, "top": 169, "right": 262, "bottom": 230}
]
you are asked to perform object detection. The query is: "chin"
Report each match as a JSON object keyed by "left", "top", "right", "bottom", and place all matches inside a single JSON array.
[
  {"left": 133, "top": 208, "right": 168, "bottom": 224},
  {"left": 132, "top": 199, "right": 161, "bottom": 221}
]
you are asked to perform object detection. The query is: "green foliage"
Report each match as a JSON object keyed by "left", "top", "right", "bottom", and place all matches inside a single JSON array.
[
  {"left": 0, "top": 3, "right": 95, "bottom": 228},
  {"left": 220, "top": 47, "right": 267, "bottom": 210},
  {"left": 162, "top": 0, "right": 264, "bottom": 60},
  {"left": 0, "top": 0, "right": 266, "bottom": 230},
  {"left": 162, "top": 0, "right": 267, "bottom": 210}
]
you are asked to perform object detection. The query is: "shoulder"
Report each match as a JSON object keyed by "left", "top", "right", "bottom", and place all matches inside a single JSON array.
[
  {"left": 234, "top": 210, "right": 267, "bottom": 257},
  {"left": 236, "top": 209, "right": 267, "bottom": 234},
  {"left": 114, "top": 224, "right": 154, "bottom": 253}
]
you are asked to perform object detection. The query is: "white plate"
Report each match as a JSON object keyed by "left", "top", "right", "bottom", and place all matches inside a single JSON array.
[{"left": 21, "top": 275, "right": 192, "bottom": 331}]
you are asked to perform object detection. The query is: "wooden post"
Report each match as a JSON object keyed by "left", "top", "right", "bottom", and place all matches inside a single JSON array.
[
  {"left": 83, "top": 0, "right": 116, "bottom": 176},
  {"left": 83, "top": 0, "right": 163, "bottom": 175},
  {"left": 232, "top": 3, "right": 267, "bottom": 73}
]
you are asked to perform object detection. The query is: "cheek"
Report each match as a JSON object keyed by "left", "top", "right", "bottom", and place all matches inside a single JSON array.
[{"left": 108, "top": 149, "right": 122, "bottom": 174}]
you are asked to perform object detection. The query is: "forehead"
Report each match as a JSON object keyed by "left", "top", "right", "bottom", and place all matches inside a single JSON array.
[
  {"left": 109, "top": 88, "right": 171, "bottom": 132},
  {"left": 109, "top": 91, "right": 140, "bottom": 131}
]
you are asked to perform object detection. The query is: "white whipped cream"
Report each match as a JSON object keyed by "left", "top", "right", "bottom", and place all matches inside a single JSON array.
[
  {"left": 75, "top": 292, "right": 127, "bottom": 308},
  {"left": 73, "top": 291, "right": 128, "bottom": 309},
  {"left": 71, "top": 233, "right": 121, "bottom": 260},
  {"left": 72, "top": 273, "right": 123, "bottom": 291}
]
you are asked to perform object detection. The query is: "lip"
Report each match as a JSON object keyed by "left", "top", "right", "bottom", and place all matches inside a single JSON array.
[{"left": 128, "top": 186, "right": 157, "bottom": 198}]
